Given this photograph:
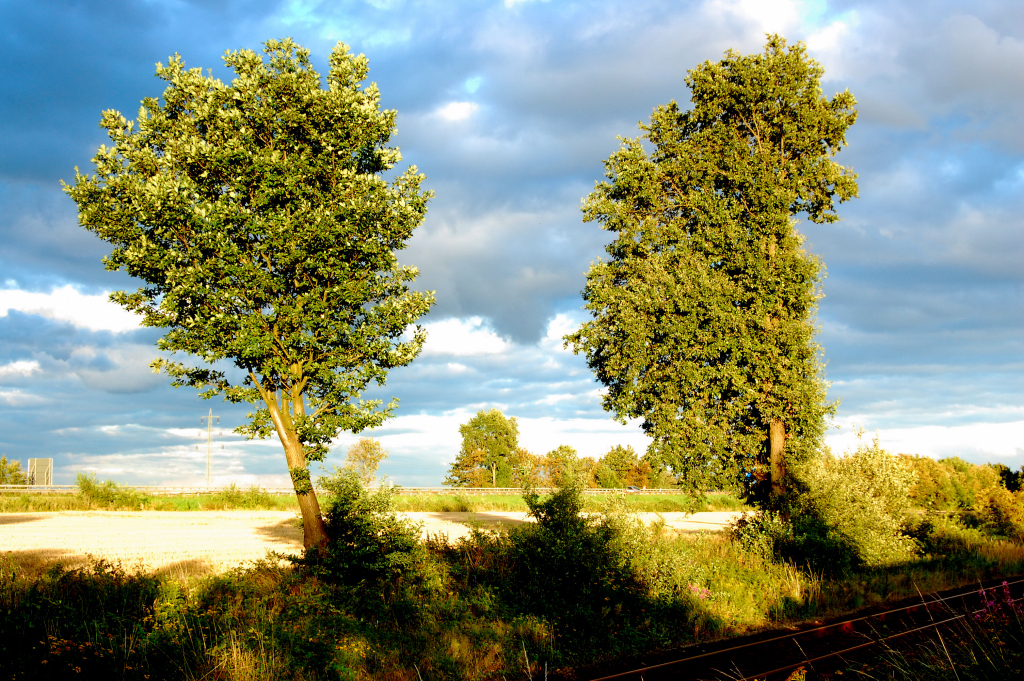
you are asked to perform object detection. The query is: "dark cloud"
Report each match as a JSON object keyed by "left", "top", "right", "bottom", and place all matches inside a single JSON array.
[{"left": 0, "top": 0, "right": 1021, "bottom": 482}]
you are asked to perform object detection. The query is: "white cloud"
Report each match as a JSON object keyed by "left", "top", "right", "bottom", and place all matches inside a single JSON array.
[
  {"left": 0, "top": 360, "right": 40, "bottom": 378},
  {"left": 0, "top": 389, "right": 47, "bottom": 406},
  {"left": 826, "top": 418, "right": 1024, "bottom": 465},
  {"left": 436, "top": 101, "right": 479, "bottom": 122},
  {"left": 421, "top": 317, "right": 511, "bottom": 356},
  {"left": 707, "top": 0, "right": 801, "bottom": 35},
  {"left": 0, "top": 285, "right": 141, "bottom": 333}
]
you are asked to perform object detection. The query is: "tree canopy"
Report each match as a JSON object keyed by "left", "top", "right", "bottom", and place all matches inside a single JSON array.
[
  {"left": 445, "top": 409, "right": 522, "bottom": 487},
  {"left": 344, "top": 437, "right": 388, "bottom": 486},
  {"left": 565, "top": 36, "right": 858, "bottom": 500},
  {"left": 64, "top": 39, "right": 434, "bottom": 547}
]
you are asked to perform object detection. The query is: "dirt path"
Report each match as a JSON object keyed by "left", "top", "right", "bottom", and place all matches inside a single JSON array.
[{"left": 0, "top": 510, "right": 741, "bottom": 576}]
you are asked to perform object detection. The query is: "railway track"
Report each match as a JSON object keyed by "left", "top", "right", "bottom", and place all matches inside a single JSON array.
[{"left": 581, "top": 576, "right": 1024, "bottom": 681}]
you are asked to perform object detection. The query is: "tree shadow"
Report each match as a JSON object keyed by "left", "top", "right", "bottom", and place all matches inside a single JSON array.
[
  {"left": 2, "top": 548, "right": 96, "bottom": 577},
  {"left": 0, "top": 514, "right": 48, "bottom": 525},
  {"left": 254, "top": 517, "right": 303, "bottom": 547}
]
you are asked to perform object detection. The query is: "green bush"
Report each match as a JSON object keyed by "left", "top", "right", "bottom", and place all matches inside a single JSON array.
[
  {"left": 297, "top": 468, "right": 428, "bottom": 596},
  {"left": 76, "top": 473, "right": 151, "bottom": 508},
  {"left": 208, "top": 483, "right": 278, "bottom": 509},
  {"left": 962, "top": 486, "right": 1024, "bottom": 540},
  {"left": 733, "top": 437, "right": 920, "bottom": 573},
  {"left": 794, "top": 437, "right": 919, "bottom": 569}
]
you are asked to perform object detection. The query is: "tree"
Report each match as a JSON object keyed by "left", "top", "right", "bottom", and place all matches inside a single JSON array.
[
  {"left": 445, "top": 409, "right": 520, "bottom": 487},
  {"left": 63, "top": 39, "right": 434, "bottom": 548},
  {"left": 0, "top": 456, "right": 26, "bottom": 485},
  {"left": 344, "top": 437, "right": 388, "bottom": 486},
  {"left": 565, "top": 36, "right": 857, "bottom": 502}
]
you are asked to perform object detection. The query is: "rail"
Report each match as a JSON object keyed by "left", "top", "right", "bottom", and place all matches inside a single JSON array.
[{"left": 587, "top": 576, "right": 1024, "bottom": 681}]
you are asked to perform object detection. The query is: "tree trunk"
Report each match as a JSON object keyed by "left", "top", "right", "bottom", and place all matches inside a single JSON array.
[
  {"left": 769, "top": 418, "right": 786, "bottom": 498},
  {"left": 491, "top": 462, "right": 497, "bottom": 488},
  {"left": 255, "top": 378, "right": 329, "bottom": 550},
  {"left": 282, "top": 436, "right": 329, "bottom": 549}
]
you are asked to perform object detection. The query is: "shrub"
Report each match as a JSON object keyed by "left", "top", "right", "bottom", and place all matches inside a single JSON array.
[
  {"left": 296, "top": 468, "right": 428, "bottom": 596},
  {"left": 793, "top": 436, "right": 920, "bottom": 569},
  {"left": 964, "top": 486, "right": 1024, "bottom": 540},
  {"left": 76, "top": 474, "right": 151, "bottom": 508},
  {"left": 734, "top": 437, "right": 920, "bottom": 573},
  {"left": 209, "top": 483, "right": 278, "bottom": 509}
]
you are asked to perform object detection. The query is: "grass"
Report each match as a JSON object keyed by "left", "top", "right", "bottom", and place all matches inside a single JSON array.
[
  {"left": 837, "top": 580, "right": 1024, "bottom": 680},
  {"left": 0, "top": 482, "right": 747, "bottom": 514},
  {"left": 3, "top": 481, "right": 1024, "bottom": 681},
  {"left": 390, "top": 490, "right": 746, "bottom": 513},
  {"left": 0, "top": 477, "right": 299, "bottom": 513}
]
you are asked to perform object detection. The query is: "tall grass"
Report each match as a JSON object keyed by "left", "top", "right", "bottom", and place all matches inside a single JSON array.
[
  {"left": 845, "top": 581, "right": 1024, "bottom": 679},
  {"left": 0, "top": 477, "right": 298, "bottom": 512},
  {"left": 5, "top": 472, "right": 1024, "bottom": 680},
  {"left": 388, "top": 491, "right": 747, "bottom": 513},
  {"left": 0, "top": 486, "right": 744, "bottom": 514}
]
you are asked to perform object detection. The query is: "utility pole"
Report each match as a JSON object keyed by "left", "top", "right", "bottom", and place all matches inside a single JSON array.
[{"left": 198, "top": 408, "right": 222, "bottom": 488}]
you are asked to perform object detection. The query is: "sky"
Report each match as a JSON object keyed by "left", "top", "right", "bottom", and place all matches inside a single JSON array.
[{"left": 0, "top": 0, "right": 1022, "bottom": 487}]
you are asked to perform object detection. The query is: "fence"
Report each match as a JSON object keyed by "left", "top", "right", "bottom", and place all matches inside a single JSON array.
[{"left": 0, "top": 484, "right": 707, "bottom": 496}]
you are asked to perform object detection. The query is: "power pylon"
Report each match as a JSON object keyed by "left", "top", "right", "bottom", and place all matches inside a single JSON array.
[{"left": 197, "top": 408, "right": 222, "bottom": 488}]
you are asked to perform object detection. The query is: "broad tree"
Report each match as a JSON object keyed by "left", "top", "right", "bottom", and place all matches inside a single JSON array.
[
  {"left": 446, "top": 409, "right": 521, "bottom": 487},
  {"left": 64, "top": 39, "right": 434, "bottom": 548},
  {"left": 565, "top": 36, "right": 858, "bottom": 501}
]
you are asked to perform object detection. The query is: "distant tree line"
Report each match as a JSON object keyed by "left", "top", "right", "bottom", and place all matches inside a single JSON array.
[{"left": 444, "top": 409, "right": 675, "bottom": 489}]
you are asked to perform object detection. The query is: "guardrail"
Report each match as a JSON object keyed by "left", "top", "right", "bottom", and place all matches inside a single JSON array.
[{"left": 0, "top": 484, "right": 709, "bottom": 496}]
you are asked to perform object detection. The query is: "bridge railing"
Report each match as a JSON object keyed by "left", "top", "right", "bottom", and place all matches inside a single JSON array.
[{"left": 0, "top": 484, "right": 714, "bottom": 496}]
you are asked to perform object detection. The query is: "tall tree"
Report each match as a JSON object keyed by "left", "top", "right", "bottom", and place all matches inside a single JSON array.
[
  {"left": 446, "top": 409, "right": 520, "bottom": 487},
  {"left": 64, "top": 39, "right": 434, "bottom": 548},
  {"left": 565, "top": 36, "right": 857, "bottom": 501}
]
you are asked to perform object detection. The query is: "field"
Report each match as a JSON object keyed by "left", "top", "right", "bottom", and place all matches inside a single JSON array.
[
  {"left": 4, "top": 463, "right": 1024, "bottom": 681},
  {"left": 0, "top": 508, "right": 742, "bottom": 576}
]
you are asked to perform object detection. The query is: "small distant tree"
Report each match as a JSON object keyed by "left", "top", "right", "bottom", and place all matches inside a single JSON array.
[
  {"left": 344, "top": 438, "right": 388, "bottom": 486},
  {"left": 64, "top": 39, "right": 434, "bottom": 548},
  {"left": 446, "top": 409, "right": 520, "bottom": 487},
  {"left": 0, "top": 456, "right": 26, "bottom": 485}
]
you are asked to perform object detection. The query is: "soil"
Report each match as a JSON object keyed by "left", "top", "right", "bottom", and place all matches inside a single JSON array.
[{"left": 0, "top": 510, "right": 741, "bottom": 576}]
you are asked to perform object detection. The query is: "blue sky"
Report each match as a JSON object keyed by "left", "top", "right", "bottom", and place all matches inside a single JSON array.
[{"left": 0, "top": 0, "right": 1021, "bottom": 486}]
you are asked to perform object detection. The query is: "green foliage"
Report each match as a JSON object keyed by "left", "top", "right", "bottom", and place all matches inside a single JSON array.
[
  {"left": 0, "top": 455, "right": 26, "bottom": 485},
  {"left": 63, "top": 38, "right": 434, "bottom": 543},
  {"left": 565, "top": 35, "right": 857, "bottom": 496},
  {"left": 733, "top": 438, "right": 920, "bottom": 572},
  {"left": 795, "top": 437, "right": 920, "bottom": 568},
  {"left": 445, "top": 409, "right": 522, "bottom": 487},
  {"left": 343, "top": 437, "right": 388, "bottom": 486},
  {"left": 77, "top": 474, "right": 152, "bottom": 508},
  {"left": 963, "top": 486, "right": 1024, "bottom": 540},
  {"left": 903, "top": 454, "right": 1003, "bottom": 512},
  {"left": 0, "top": 558, "right": 164, "bottom": 679},
  {"left": 992, "top": 462, "right": 1023, "bottom": 493},
  {"left": 298, "top": 468, "right": 427, "bottom": 594},
  {"left": 207, "top": 483, "right": 279, "bottom": 509}
]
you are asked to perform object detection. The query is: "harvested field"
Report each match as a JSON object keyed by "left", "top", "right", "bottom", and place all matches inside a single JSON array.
[{"left": 0, "top": 510, "right": 742, "bottom": 576}]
